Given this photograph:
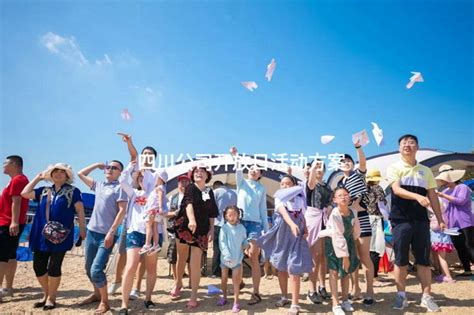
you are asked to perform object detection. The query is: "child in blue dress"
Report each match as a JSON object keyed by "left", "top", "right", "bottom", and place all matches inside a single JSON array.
[{"left": 217, "top": 206, "right": 249, "bottom": 313}]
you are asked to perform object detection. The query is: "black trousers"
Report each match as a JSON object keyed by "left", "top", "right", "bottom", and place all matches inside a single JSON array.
[
  {"left": 33, "top": 250, "right": 67, "bottom": 277},
  {"left": 451, "top": 226, "right": 474, "bottom": 272},
  {"left": 211, "top": 226, "right": 221, "bottom": 276}
]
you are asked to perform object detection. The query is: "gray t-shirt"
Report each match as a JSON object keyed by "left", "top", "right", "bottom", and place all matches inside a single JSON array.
[
  {"left": 87, "top": 180, "right": 128, "bottom": 234},
  {"left": 214, "top": 186, "right": 238, "bottom": 227}
]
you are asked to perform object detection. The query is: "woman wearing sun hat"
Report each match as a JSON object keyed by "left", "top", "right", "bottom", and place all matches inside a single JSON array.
[
  {"left": 365, "top": 169, "right": 388, "bottom": 284},
  {"left": 21, "top": 163, "right": 86, "bottom": 310},
  {"left": 435, "top": 164, "right": 473, "bottom": 277}
]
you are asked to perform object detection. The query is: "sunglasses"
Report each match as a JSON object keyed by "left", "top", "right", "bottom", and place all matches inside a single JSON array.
[{"left": 105, "top": 165, "right": 120, "bottom": 171}]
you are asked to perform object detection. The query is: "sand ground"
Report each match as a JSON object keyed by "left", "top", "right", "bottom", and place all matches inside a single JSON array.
[{"left": 1, "top": 248, "right": 473, "bottom": 315}]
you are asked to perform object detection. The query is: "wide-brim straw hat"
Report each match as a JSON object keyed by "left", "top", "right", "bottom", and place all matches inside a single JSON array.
[
  {"left": 44, "top": 163, "right": 74, "bottom": 184},
  {"left": 435, "top": 164, "right": 465, "bottom": 183}
]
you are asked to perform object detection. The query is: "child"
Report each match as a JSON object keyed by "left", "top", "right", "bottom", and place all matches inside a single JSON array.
[
  {"left": 429, "top": 208, "right": 456, "bottom": 283},
  {"left": 319, "top": 187, "right": 361, "bottom": 315},
  {"left": 140, "top": 170, "right": 168, "bottom": 255},
  {"left": 217, "top": 206, "right": 249, "bottom": 313},
  {"left": 257, "top": 175, "right": 313, "bottom": 315},
  {"left": 338, "top": 142, "right": 375, "bottom": 305}
]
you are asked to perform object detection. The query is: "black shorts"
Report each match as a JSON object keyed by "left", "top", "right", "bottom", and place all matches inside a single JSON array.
[
  {"left": 0, "top": 224, "right": 26, "bottom": 262},
  {"left": 391, "top": 220, "right": 430, "bottom": 266}
]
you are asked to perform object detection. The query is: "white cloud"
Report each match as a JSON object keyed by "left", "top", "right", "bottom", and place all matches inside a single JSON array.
[
  {"left": 41, "top": 32, "right": 88, "bottom": 65},
  {"left": 95, "top": 54, "right": 113, "bottom": 66},
  {"left": 41, "top": 32, "right": 113, "bottom": 67}
]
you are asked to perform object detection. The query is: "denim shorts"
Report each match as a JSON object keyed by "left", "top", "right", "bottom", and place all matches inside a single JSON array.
[
  {"left": 241, "top": 220, "right": 264, "bottom": 241},
  {"left": 126, "top": 231, "right": 163, "bottom": 249},
  {"left": 220, "top": 263, "right": 242, "bottom": 270}
]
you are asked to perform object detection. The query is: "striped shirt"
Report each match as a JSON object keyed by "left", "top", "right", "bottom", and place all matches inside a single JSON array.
[
  {"left": 386, "top": 159, "right": 436, "bottom": 222},
  {"left": 338, "top": 169, "right": 369, "bottom": 208}
]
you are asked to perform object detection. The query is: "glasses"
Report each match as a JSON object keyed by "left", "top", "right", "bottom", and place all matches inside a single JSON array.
[{"left": 105, "top": 165, "right": 120, "bottom": 171}]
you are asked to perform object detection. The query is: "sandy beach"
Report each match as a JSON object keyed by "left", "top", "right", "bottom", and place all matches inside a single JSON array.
[{"left": 1, "top": 247, "right": 473, "bottom": 315}]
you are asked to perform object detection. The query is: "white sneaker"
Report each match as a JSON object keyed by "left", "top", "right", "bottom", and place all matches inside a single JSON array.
[
  {"left": 421, "top": 295, "right": 440, "bottom": 312},
  {"left": 108, "top": 282, "right": 121, "bottom": 295},
  {"left": 341, "top": 300, "right": 354, "bottom": 312},
  {"left": 332, "top": 304, "right": 346, "bottom": 315},
  {"left": 129, "top": 289, "right": 140, "bottom": 300}
]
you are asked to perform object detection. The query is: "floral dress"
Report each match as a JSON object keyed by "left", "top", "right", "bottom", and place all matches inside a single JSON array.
[{"left": 175, "top": 183, "right": 218, "bottom": 250}]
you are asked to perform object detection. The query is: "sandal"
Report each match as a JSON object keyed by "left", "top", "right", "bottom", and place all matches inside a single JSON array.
[
  {"left": 170, "top": 285, "right": 183, "bottom": 298},
  {"left": 94, "top": 303, "right": 111, "bottom": 314},
  {"left": 78, "top": 294, "right": 100, "bottom": 306},
  {"left": 247, "top": 293, "right": 262, "bottom": 305},
  {"left": 275, "top": 296, "right": 290, "bottom": 307},
  {"left": 232, "top": 303, "right": 241, "bottom": 313},
  {"left": 186, "top": 300, "right": 199, "bottom": 309},
  {"left": 216, "top": 297, "right": 228, "bottom": 306}
]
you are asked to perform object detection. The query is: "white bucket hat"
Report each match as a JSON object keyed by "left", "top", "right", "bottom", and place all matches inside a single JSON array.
[{"left": 44, "top": 163, "right": 75, "bottom": 184}]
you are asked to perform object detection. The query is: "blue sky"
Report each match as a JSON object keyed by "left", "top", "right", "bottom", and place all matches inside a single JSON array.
[{"left": 1, "top": 0, "right": 472, "bottom": 191}]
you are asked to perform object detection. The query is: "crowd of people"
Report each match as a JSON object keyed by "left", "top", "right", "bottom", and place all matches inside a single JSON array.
[{"left": 0, "top": 133, "right": 472, "bottom": 315}]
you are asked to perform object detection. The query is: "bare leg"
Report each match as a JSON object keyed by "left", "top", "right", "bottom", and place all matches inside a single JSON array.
[
  {"left": 394, "top": 265, "right": 408, "bottom": 292},
  {"left": 329, "top": 269, "right": 339, "bottom": 307},
  {"left": 221, "top": 267, "right": 229, "bottom": 300},
  {"left": 417, "top": 265, "right": 432, "bottom": 295},
  {"left": 248, "top": 240, "right": 261, "bottom": 294},
  {"left": 144, "top": 252, "right": 158, "bottom": 301},
  {"left": 171, "top": 263, "right": 177, "bottom": 281},
  {"left": 174, "top": 242, "right": 189, "bottom": 290},
  {"left": 341, "top": 274, "right": 350, "bottom": 301},
  {"left": 232, "top": 267, "right": 243, "bottom": 305},
  {"left": 290, "top": 274, "right": 301, "bottom": 306},
  {"left": 437, "top": 251, "right": 453, "bottom": 280},
  {"left": 318, "top": 241, "right": 327, "bottom": 288},
  {"left": 144, "top": 219, "right": 154, "bottom": 247},
  {"left": 36, "top": 275, "right": 49, "bottom": 302},
  {"left": 97, "top": 285, "right": 109, "bottom": 310},
  {"left": 5, "top": 259, "right": 17, "bottom": 290},
  {"left": 46, "top": 276, "right": 61, "bottom": 304},
  {"left": 113, "top": 252, "right": 127, "bottom": 284},
  {"left": 134, "top": 257, "right": 146, "bottom": 292},
  {"left": 309, "top": 243, "right": 319, "bottom": 292},
  {"left": 120, "top": 249, "right": 140, "bottom": 309},
  {"left": 152, "top": 222, "right": 159, "bottom": 247},
  {"left": 277, "top": 270, "right": 289, "bottom": 297},
  {"left": 357, "top": 236, "right": 375, "bottom": 297},
  {"left": 189, "top": 246, "right": 203, "bottom": 302}
]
